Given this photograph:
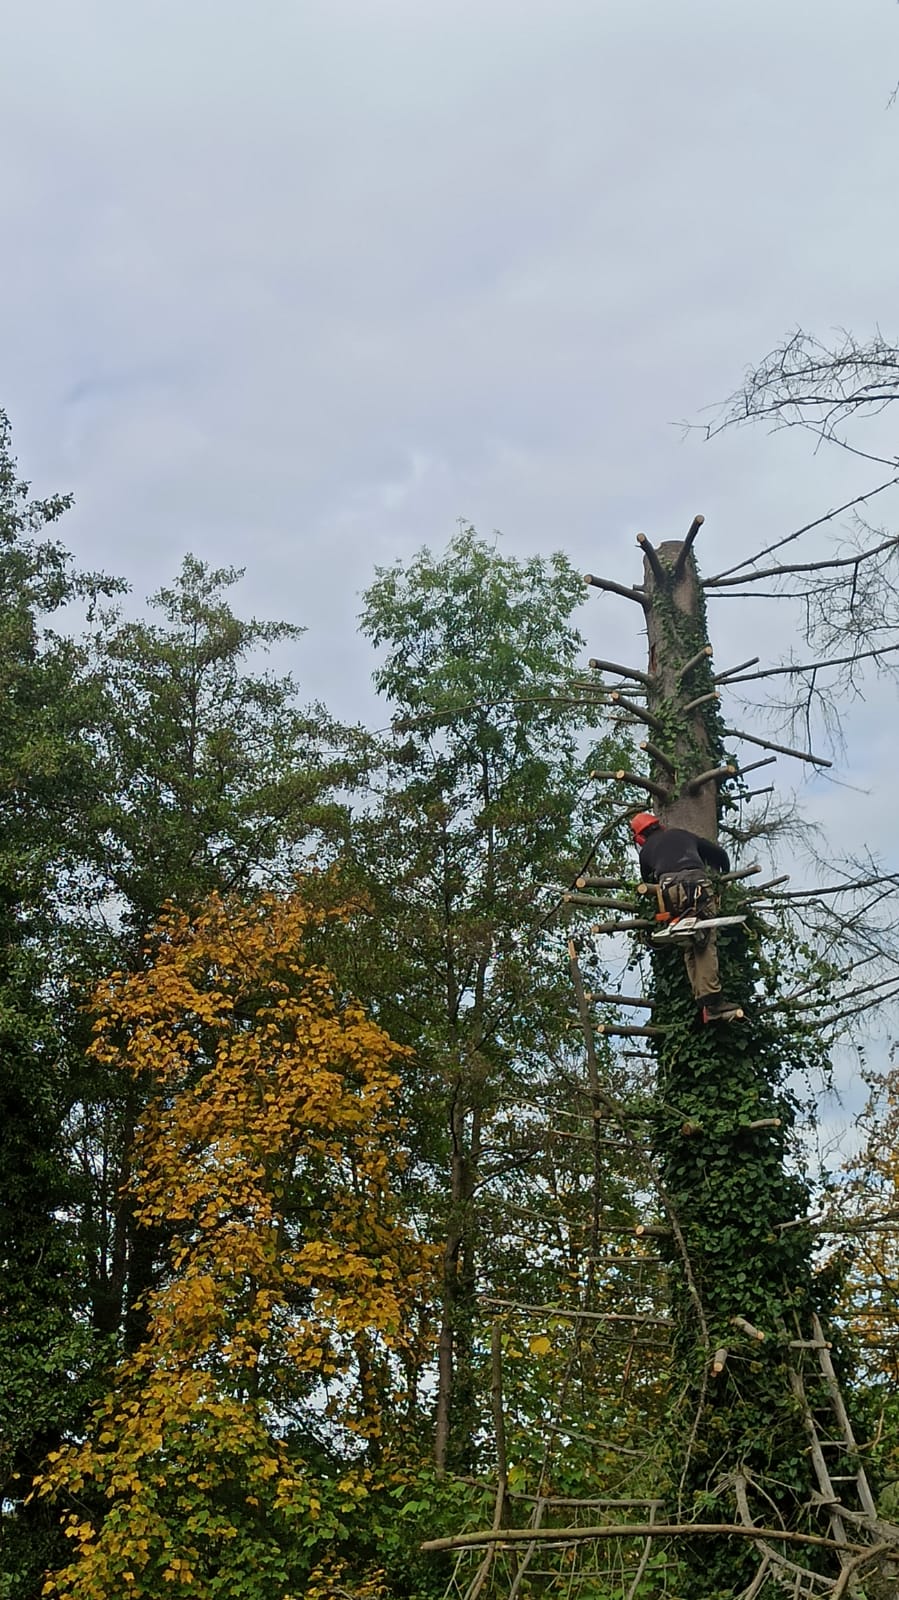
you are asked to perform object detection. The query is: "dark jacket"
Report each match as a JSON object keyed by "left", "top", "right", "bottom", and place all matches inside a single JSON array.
[{"left": 638, "top": 826, "right": 730, "bottom": 882}]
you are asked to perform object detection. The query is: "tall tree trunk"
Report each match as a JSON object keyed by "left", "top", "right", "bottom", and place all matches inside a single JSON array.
[{"left": 617, "top": 531, "right": 832, "bottom": 1594}]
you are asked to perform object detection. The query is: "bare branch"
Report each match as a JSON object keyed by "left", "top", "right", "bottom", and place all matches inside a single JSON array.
[
  {"left": 723, "top": 726, "right": 832, "bottom": 768},
  {"left": 704, "top": 534, "right": 899, "bottom": 589},
  {"left": 720, "top": 640, "right": 899, "bottom": 684},
  {"left": 421, "top": 1522, "right": 868, "bottom": 1557},
  {"left": 706, "top": 473, "right": 899, "bottom": 583}
]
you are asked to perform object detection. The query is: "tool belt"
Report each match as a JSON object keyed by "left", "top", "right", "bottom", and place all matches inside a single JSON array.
[{"left": 658, "top": 870, "right": 713, "bottom": 919}]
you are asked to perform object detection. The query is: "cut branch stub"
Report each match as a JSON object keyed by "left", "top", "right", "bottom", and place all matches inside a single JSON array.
[
  {"left": 686, "top": 764, "right": 737, "bottom": 795},
  {"left": 588, "top": 656, "right": 652, "bottom": 686},
  {"left": 584, "top": 573, "right": 649, "bottom": 608},
  {"left": 731, "top": 1315, "right": 766, "bottom": 1342},
  {"left": 590, "top": 768, "right": 671, "bottom": 803},
  {"left": 672, "top": 514, "right": 704, "bottom": 581},
  {"left": 636, "top": 532, "right": 667, "bottom": 586}
]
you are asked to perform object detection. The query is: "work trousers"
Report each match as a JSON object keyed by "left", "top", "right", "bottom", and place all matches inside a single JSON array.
[{"left": 660, "top": 872, "right": 721, "bottom": 1001}]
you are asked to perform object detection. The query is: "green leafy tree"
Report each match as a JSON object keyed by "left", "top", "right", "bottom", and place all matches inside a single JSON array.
[
  {"left": 340, "top": 525, "right": 632, "bottom": 1473},
  {"left": 0, "top": 411, "right": 122, "bottom": 1599},
  {"left": 70, "top": 555, "right": 362, "bottom": 1350}
]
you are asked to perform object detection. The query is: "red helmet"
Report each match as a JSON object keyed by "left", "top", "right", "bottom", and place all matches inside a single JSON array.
[{"left": 629, "top": 811, "right": 661, "bottom": 847}]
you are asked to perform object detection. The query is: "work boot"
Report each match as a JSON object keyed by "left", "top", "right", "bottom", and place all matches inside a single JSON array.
[{"left": 700, "top": 994, "right": 743, "bottom": 1024}]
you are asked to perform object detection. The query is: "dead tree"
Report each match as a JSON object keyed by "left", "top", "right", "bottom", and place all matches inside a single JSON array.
[{"left": 579, "top": 516, "right": 892, "bottom": 1596}]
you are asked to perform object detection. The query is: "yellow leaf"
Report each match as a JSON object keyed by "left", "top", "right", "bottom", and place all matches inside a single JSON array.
[{"left": 529, "top": 1335, "right": 552, "bottom": 1357}]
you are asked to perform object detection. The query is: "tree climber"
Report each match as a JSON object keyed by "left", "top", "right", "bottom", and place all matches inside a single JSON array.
[{"left": 629, "top": 812, "right": 742, "bottom": 1023}]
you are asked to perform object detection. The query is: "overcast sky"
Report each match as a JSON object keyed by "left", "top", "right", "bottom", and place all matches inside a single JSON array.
[{"left": 4, "top": 0, "right": 899, "bottom": 1134}]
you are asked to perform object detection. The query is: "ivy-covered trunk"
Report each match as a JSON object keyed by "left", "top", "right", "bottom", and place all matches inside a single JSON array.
[{"left": 639, "top": 540, "right": 833, "bottom": 1595}]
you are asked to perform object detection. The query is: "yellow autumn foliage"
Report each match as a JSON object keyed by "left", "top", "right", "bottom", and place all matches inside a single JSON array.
[{"left": 36, "top": 889, "right": 432, "bottom": 1600}]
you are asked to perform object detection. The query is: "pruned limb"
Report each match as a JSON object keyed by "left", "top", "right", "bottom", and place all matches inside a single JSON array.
[
  {"left": 576, "top": 874, "right": 630, "bottom": 889},
  {"left": 588, "top": 656, "right": 652, "bottom": 686},
  {"left": 673, "top": 514, "right": 705, "bottom": 581},
  {"left": 587, "top": 990, "right": 654, "bottom": 1009},
  {"left": 723, "top": 726, "right": 832, "bottom": 768},
  {"left": 634, "top": 1223, "right": 671, "bottom": 1238},
  {"left": 741, "top": 1118, "right": 782, "bottom": 1131},
  {"left": 637, "top": 532, "right": 667, "bottom": 586},
  {"left": 609, "top": 692, "right": 669, "bottom": 735},
  {"left": 732, "top": 1315, "right": 766, "bottom": 1342},
  {"left": 687, "top": 764, "right": 737, "bottom": 793},
  {"left": 712, "top": 1348, "right": 729, "bottom": 1375},
  {"left": 591, "top": 918, "right": 654, "bottom": 933},
  {"left": 584, "top": 573, "right": 649, "bottom": 608},
  {"left": 677, "top": 644, "right": 714, "bottom": 682},
  {"left": 742, "top": 785, "right": 774, "bottom": 800},
  {"left": 595, "top": 1021, "right": 663, "bottom": 1038},
  {"left": 720, "top": 862, "right": 762, "bottom": 881},
  {"left": 641, "top": 740, "right": 677, "bottom": 776},
  {"left": 420, "top": 1521, "right": 866, "bottom": 1557},
  {"left": 590, "top": 768, "right": 671, "bottom": 803},
  {"left": 745, "top": 875, "right": 791, "bottom": 895},
  {"left": 713, "top": 656, "right": 761, "bottom": 683},
  {"left": 682, "top": 690, "right": 720, "bottom": 714},
  {"left": 563, "top": 892, "right": 638, "bottom": 911}
]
